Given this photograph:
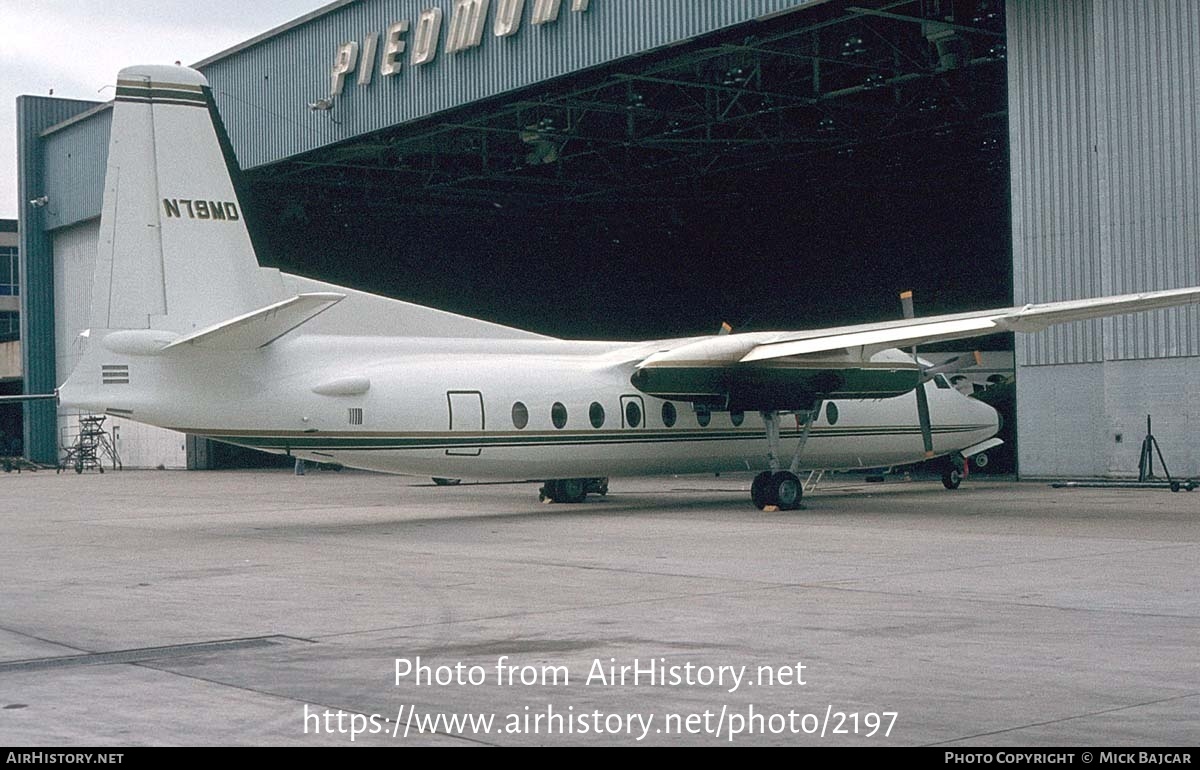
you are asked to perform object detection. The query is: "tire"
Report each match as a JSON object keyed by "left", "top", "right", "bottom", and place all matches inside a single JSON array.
[
  {"left": 751, "top": 471, "right": 774, "bottom": 510},
  {"left": 1170, "top": 481, "right": 1181, "bottom": 493},
  {"left": 972, "top": 452, "right": 989, "bottom": 469},
  {"left": 559, "top": 478, "right": 587, "bottom": 503},
  {"left": 942, "top": 467, "right": 962, "bottom": 490},
  {"left": 772, "top": 471, "right": 802, "bottom": 511},
  {"left": 544, "top": 479, "right": 587, "bottom": 504}
]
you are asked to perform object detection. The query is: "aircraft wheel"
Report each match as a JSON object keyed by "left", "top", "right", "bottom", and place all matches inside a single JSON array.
[
  {"left": 751, "top": 471, "right": 774, "bottom": 510},
  {"left": 942, "top": 467, "right": 962, "bottom": 490},
  {"left": 1170, "top": 481, "right": 1181, "bottom": 493},
  {"left": 771, "top": 471, "right": 802, "bottom": 511},
  {"left": 560, "top": 478, "right": 588, "bottom": 503},
  {"left": 972, "top": 452, "right": 989, "bottom": 469}
]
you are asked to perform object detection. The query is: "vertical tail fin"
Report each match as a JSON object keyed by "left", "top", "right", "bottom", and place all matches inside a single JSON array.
[{"left": 92, "top": 65, "right": 268, "bottom": 333}]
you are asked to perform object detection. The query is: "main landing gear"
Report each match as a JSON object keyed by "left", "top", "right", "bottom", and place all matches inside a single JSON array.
[
  {"left": 751, "top": 470, "right": 802, "bottom": 510},
  {"left": 539, "top": 477, "right": 609, "bottom": 504},
  {"left": 751, "top": 408, "right": 817, "bottom": 511}
]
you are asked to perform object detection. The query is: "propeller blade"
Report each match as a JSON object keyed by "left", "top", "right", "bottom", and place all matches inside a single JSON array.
[
  {"left": 900, "top": 290, "right": 934, "bottom": 457},
  {"left": 915, "top": 383, "right": 935, "bottom": 458}
]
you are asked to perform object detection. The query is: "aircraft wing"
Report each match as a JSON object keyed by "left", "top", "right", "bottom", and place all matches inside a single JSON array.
[
  {"left": 631, "top": 286, "right": 1200, "bottom": 410},
  {"left": 740, "top": 286, "right": 1200, "bottom": 362}
]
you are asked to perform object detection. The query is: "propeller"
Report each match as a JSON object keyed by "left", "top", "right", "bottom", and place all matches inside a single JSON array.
[
  {"left": 899, "top": 292, "right": 984, "bottom": 457},
  {"left": 900, "top": 290, "right": 936, "bottom": 459}
]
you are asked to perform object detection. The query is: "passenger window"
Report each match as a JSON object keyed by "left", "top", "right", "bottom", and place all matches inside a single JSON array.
[
  {"left": 551, "top": 402, "right": 568, "bottom": 429},
  {"left": 661, "top": 402, "right": 677, "bottom": 428},
  {"left": 934, "top": 375, "right": 951, "bottom": 389},
  {"left": 625, "top": 400, "right": 642, "bottom": 428},
  {"left": 589, "top": 402, "right": 605, "bottom": 429},
  {"left": 825, "top": 402, "right": 839, "bottom": 425},
  {"left": 512, "top": 402, "right": 529, "bottom": 429},
  {"left": 730, "top": 410, "right": 745, "bottom": 427},
  {"left": 696, "top": 406, "right": 711, "bottom": 427}
]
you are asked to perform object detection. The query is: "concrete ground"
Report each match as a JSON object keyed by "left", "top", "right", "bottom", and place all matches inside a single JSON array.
[{"left": 0, "top": 468, "right": 1196, "bottom": 746}]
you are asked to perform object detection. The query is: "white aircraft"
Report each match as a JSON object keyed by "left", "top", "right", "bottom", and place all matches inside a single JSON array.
[{"left": 47, "top": 65, "right": 1200, "bottom": 509}]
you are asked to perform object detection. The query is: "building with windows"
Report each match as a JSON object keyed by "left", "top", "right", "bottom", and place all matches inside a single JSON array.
[{"left": 1, "top": 219, "right": 22, "bottom": 453}]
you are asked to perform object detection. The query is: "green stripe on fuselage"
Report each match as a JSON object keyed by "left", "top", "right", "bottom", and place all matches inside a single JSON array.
[{"left": 184, "top": 425, "right": 990, "bottom": 452}]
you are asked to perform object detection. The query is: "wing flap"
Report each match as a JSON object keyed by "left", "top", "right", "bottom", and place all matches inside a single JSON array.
[{"left": 162, "top": 292, "right": 345, "bottom": 351}]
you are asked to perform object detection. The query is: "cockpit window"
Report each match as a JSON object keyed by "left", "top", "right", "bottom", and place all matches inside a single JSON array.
[{"left": 934, "top": 374, "right": 951, "bottom": 389}]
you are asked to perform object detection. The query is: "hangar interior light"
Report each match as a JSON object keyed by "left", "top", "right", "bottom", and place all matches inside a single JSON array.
[{"left": 841, "top": 34, "right": 868, "bottom": 57}]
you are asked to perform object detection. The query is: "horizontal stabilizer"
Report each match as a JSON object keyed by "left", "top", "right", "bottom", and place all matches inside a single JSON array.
[{"left": 162, "top": 293, "right": 345, "bottom": 351}]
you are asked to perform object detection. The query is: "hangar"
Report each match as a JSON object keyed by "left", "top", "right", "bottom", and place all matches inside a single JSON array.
[{"left": 16, "top": 0, "right": 1199, "bottom": 478}]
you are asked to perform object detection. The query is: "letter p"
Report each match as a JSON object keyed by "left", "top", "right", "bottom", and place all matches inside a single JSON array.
[
  {"left": 330, "top": 41, "right": 359, "bottom": 96},
  {"left": 395, "top": 658, "right": 412, "bottom": 685}
]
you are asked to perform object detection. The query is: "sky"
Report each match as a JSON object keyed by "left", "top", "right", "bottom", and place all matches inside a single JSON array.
[{"left": 0, "top": 0, "right": 328, "bottom": 220}]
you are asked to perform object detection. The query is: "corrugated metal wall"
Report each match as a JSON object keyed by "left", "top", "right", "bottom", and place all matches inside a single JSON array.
[
  {"left": 1093, "top": 0, "right": 1200, "bottom": 360},
  {"left": 1010, "top": 0, "right": 1200, "bottom": 478},
  {"left": 40, "top": 110, "right": 111, "bottom": 231},
  {"left": 1009, "top": 0, "right": 1200, "bottom": 366}
]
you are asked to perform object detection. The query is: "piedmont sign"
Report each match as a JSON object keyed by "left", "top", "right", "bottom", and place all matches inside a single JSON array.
[{"left": 330, "top": 0, "right": 592, "bottom": 95}]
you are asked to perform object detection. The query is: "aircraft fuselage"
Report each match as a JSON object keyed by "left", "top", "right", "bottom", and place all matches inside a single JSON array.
[{"left": 65, "top": 334, "right": 1000, "bottom": 480}]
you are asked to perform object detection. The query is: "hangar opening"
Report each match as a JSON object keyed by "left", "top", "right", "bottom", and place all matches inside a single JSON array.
[{"left": 241, "top": 0, "right": 1012, "bottom": 340}]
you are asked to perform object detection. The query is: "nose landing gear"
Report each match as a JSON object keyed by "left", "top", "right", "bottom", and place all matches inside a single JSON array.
[{"left": 941, "top": 454, "right": 967, "bottom": 490}]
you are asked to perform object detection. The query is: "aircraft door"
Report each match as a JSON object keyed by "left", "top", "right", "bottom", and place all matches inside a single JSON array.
[{"left": 447, "top": 391, "right": 484, "bottom": 456}]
